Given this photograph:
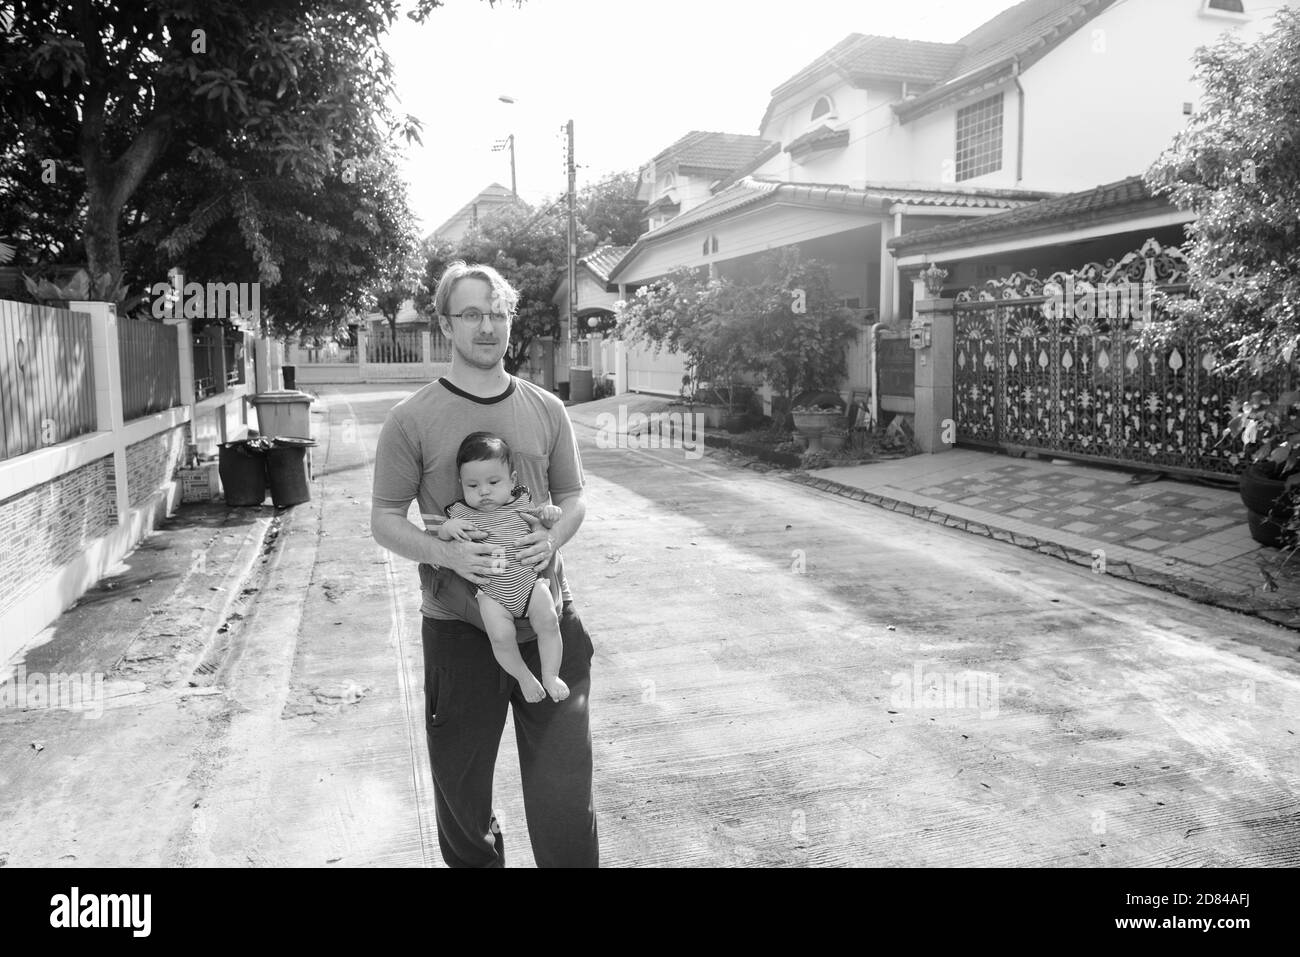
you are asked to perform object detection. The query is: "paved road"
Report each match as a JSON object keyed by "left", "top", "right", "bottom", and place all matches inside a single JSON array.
[{"left": 4, "top": 381, "right": 1297, "bottom": 867}]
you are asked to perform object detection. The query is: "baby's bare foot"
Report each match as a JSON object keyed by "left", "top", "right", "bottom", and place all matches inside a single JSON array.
[
  {"left": 543, "top": 674, "right": 569, "bottom": 702},
  {"left": 520, "top": 677, "right": 547, "bottom": 703}
]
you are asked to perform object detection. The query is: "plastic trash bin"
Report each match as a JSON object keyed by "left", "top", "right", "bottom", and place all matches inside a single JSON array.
[
  {"left": 219, "top": 438, "right": 270, "bottom": 506},
  {"left": 569, "top": 367, "right": 593, "bottom": 402},
  {"left": 266, "top": 437, "right": 316, "bottom": 507},
  {"left": 250, "top": 390, "right": 313, "bottom": 442}
]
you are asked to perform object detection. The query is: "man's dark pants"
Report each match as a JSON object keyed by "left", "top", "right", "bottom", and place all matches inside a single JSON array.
[{"left": 421, "top": 601, "right": 598, "bottom": 868}]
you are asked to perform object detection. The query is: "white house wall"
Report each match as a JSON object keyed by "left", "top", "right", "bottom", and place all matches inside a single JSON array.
[
  {"left": 902, "top": 0, "right": 1295, "bottom": 194},
  {"left": 620, "top": 204, "right": 887, "bottom": 284},
  {"left": 1016, "top": 0, "right": 1293, "bottom": 192}
]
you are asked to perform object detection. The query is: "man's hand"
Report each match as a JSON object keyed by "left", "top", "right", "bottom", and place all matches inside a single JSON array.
[
  {"left": 514, "top": 511, "right": 556, "bottom": 572},
  {"left": 438, "top": 536, "right": 504, "bottom": 587}
]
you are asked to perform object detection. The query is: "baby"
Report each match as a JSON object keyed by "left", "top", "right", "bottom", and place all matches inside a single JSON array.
[{"left": 438, "top": 431, "right": 569, "bottom": 704}]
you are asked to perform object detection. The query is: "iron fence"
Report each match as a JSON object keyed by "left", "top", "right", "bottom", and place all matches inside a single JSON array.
[
  {"left": 366, "top": 328, "right": 424, "bottom": 364},
  {"left": 192, "top": 327, "right": 226, "bottom": 400},
  {"left": 952, "top": 291, "right": 1298, "bottom": 479}
]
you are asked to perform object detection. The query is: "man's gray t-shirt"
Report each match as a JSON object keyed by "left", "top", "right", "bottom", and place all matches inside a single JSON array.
[{"left": 372, "top": 376, "right": 585, "bottom": 628}]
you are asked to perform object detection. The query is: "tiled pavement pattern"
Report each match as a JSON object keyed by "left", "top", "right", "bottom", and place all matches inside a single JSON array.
[{"left": 806, "top": 449, "right": 1300, "bottom": 632}]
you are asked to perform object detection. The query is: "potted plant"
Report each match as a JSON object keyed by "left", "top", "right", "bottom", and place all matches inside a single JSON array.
[
  {"left": 791, "top": 399, "right": 845, "bottom": 452},
  {"left": 821, "top": 426, "right": 848, "bottom": 453},
  {"left": 1223, "top": 390, "right": 1300, "bottom": 547}
]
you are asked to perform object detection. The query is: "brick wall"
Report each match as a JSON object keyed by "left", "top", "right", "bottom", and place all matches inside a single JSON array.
[
  {"left": 125, "top": 425, "right": 187, "bottom": 509},
  {"left": 0, "top": 457, "right": 114, "bottom": 616}
]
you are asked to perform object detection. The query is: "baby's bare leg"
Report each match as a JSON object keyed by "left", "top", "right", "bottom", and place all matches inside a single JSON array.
[
  {"left": 478, "top": 593, "right": 546, "bottom": 703},
  {"left": 527, "top": 579, "right": 568, "bottom": 702}
]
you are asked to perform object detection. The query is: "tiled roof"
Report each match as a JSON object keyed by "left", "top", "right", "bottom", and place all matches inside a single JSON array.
[
  {"left": 650, "top": 131, "right": 776, "bottom": 176},
  {"left": 644, "top": 195, "right": 681, "bottom": 214},
  {"left": 953, "top": 0, "right": 1103, "bottom": 77},
  {"left": 785, "top": 125, "right": 850, "bottom": 156},
  {"left": 580, "top": 246, "right": 632, "bottom": 284},
  {"left": 887, "top": 176, "right": 1176, "bottom": 252},
  {"left": 896, "top": 0, "right": 1114, "bottom": 121},
  {"left": 712, "top": 140, "right": 782, "bottom": 193},
  {"left": 772, "top": 35, "right": 964, "bottom": 99},
  {"left": 429, "top": 182, "right": 517, "bottom": 239},
  {"left": 608, "top": 177, "right": 1056, "bottom": 280},
  {"left": 764, "top": 1, "right": 1115, "bottom": 129}
]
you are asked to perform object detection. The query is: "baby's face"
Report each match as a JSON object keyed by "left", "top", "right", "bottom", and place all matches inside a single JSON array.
[{"left": 459, "top": 457, "right": 515, "bottom": 511}]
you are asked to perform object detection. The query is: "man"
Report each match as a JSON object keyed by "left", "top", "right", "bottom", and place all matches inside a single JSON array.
[{"left": 370, "top": 261, "right": 598, "bottom": 868}]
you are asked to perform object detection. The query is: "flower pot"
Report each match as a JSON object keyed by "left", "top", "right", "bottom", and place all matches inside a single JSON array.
[
  {"left": 723, "top": 412, "right": 748, "bottom": 433},
  {"left": 791, "top": 411, "right": 843, "bottom": 434},
  {"left": 699, "top": 404, "right": 727, "bottom": 428},
  {"left": 822, "top": 432, "right": 846, "bottom": 452},
  {"left": 1246, "top": 508, "right": 1288, "bottom": 549},
  {"left": 1239, "top": 464, "right": 1292, "bottom": 547}
]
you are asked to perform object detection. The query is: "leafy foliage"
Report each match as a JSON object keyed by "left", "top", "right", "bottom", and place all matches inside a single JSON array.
[
  {"left": 0, "top": 0, "right": 425, "bottom": 340},
  {"left": 453, "top": 202, "right": 569, "bottom": 374},
  {"left": 1142, "top": 7, "right": 1300, "bottom": 375},
  {"left": 616, "top": 247, "right": 858, "bottom": 424}
]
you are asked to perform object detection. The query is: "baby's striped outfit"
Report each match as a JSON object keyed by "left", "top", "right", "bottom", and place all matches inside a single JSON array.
[{"left": 446, "top": 485, "right": 541, "bottom": 618}]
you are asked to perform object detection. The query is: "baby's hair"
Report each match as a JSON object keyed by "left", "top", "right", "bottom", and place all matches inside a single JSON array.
[{"left": 456, "top": 431, "right": 513, "bottom": 473}]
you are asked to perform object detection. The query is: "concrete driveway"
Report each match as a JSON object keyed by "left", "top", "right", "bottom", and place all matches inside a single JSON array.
[{"left": 2, "top": 381, "right": 1296, "bottom": 867}]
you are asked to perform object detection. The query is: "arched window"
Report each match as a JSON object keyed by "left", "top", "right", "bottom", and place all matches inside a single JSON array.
[
  {"left": 811, "top": 95, "right": 834, "bottom": 122},
  {"left": 662, "top": 171, "right": 677, "bottom": 192}
]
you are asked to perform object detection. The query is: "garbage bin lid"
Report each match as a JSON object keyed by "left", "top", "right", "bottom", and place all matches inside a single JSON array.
[
  {"left": 251, "top": 390, "right": 313, "bottom": 404},
  {"left": 269, "top": 435, "right": 317, "bottom": 447}
]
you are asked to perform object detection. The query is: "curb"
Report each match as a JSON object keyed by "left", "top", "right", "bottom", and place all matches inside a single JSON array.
[{"left": 786, "top": 471, "right": 1300, "bottom": 636}]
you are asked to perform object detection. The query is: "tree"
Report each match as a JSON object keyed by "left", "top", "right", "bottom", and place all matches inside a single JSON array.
[
  {"left": 414, "top": 235, "right": 458, "bottom": 318},
  {"left": 577, "top": 170, "right": 644, "bottom": 249},
  {"left": 732, "top": 247, "right": 857, "bottom": 427},
  {"left": 0, "top": 0, "right": 423, "bottom": 330},
  {"left": 449, "top": 201, "right": 569, "bottom": 374},
  {"left": 1142, "top": 7, "right": 1300, "bottom": 375}
]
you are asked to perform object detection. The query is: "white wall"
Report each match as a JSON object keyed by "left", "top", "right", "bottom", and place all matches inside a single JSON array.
[
  {"left": 1018, "top": 0, "right": 1290, "bottom": 191},
  {"left": 903, "top": 0, "right": 1294, "bottom": 193}
]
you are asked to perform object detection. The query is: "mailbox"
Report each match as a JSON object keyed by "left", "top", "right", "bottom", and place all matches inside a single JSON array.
[{"left": 909, "top": 318, "right": 932, "bottom": 351}]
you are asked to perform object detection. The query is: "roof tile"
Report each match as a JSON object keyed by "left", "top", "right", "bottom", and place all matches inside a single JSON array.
[{"left": 887, "top": 175, "right": 1170, "bottom": 251}]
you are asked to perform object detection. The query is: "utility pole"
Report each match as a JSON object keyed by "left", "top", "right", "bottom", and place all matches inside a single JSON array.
[
  {"left": 491, "top": 133, "right": 516, "bottom": 198},
  {"left": 565, "top": 119, "right": 577, "bottom": 356}
]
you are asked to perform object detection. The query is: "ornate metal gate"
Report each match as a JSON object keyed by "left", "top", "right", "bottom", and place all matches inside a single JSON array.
[{"left": 951, "top": 239, "right": 1292, "bottom": 479}]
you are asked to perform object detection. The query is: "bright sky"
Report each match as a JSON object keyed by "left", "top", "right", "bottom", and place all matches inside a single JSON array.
[{"left": 388, "top": 0, "right": 1023, "bottom": 233}]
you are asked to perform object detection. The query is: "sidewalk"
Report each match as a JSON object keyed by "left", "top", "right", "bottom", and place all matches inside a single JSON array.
[
  {"left": 564, "top": 394, "right": 1300, "bottom": 633},
  {"left": 804, "top": 451, "right": 1300, "bottom": 631}
]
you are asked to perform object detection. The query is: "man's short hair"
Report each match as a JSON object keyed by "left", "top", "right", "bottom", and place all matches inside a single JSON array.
[{"left": 434, "top": 261, "right": 520, "bottom": 318}]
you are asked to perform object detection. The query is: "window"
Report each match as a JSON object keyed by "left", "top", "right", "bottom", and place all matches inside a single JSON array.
[
  {"left": 702, "top": 235, "right": 719, "bottom": 255},
  {"left": 955, "top": 93, "right": 1003, "bottom": 182},
  {"left": 1206, "top": 0, "right": 1244, "bottom": 11},
  {"left": 811, "top": 95, "right": 835, "bottom": 122},
  {"left": 661, "top": 171, "right": 677, "bottom": 193}
]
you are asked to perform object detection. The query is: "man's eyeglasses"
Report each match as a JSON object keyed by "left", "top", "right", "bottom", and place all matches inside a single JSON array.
[{"left": 444, "top": 307, "right": 510, "bottom": 324}]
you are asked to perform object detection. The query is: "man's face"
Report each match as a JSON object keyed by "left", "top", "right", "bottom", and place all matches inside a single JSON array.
[
  {"left": 440, "top": 276, "right": 511, "bottom": 371},
  {"left": 459, "top": 457, "right": 516, "bottom": 511}
]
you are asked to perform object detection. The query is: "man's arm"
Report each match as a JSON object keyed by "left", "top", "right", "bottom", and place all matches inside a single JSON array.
[{"left": 371, "top": 504, "right": 499, "bottom": 587}]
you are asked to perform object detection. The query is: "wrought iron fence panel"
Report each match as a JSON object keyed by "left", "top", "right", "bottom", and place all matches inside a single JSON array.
[{"left": 953, "top": 294, "right": 1298, "bottom": 479}]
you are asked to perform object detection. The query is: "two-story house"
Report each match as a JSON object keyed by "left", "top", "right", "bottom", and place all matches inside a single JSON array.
[
  {"left": 606, "top": 0, "right": 1292, "bottom": 403},
  {"left": 637, "top": 131, "right": 775, "bottom": 232},
  {"left": 889, "top": 0, "right": 1289, "bottom": 296}
]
